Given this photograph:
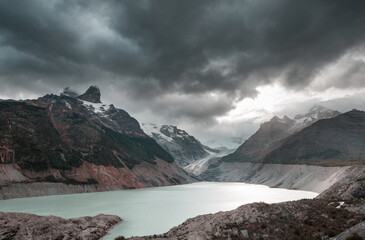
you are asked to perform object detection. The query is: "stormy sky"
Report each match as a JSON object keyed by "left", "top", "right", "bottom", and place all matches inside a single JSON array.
[{"left": 1, "top": 0, "right": 365, "bottom": 147}]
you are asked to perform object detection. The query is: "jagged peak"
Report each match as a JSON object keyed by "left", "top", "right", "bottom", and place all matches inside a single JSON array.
[
  {"left": 77, "top": 86, "right": 101, "bottom": 103},
  {"left": 271, "top": 116, "right": 280, "bottom": 121},
  {"left": 269, "top": 115, "right": 292, "bottom": 123},
  {"left": 142, "top": 123, "right": 192, "bottom": 139},
  {"left": 294, "top": 104, "right": 339, "bottom": 120}
]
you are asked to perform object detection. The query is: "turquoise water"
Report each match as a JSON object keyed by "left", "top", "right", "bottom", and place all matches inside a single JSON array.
[{"left": 0, "top": 182, "right": 318, "bottom": 239}]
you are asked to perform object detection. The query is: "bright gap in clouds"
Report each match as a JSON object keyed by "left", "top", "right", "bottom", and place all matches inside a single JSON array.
[
  {"left": 218, "top": 48, "right": 365, "bottom": 127},
  {"left": 218, "top": 83, "right": 365, "bottom": 126}
]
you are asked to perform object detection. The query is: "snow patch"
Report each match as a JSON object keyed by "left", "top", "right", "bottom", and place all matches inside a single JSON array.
[
  {"left": 336, "top": 201, "right": 345, "bottom": 209},
  {"left": 81, "top": 100, "right": 109, "bottom": 114},
  {"left": 141, "top": 123, "right": 173, "bottom": 142},
  {"left": 64, "top": 101, "right": 72, "bottom": 109}
]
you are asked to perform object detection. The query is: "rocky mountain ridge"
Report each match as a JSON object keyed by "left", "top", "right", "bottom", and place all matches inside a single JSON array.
[
  {"left": 141, "top": 123, "right": 220, "bottom": 167},
  {"left": 0, "top": 86, "right": 195, "bottom": 199},
  {"left": 222, "top": 105, "right": 341, "bottom": 163},
  {"left": 262, "top": 109, "right": 365, "bottom": 165},
  {"left": 196, "top": 107, "right": 364, "bottom": 195}
]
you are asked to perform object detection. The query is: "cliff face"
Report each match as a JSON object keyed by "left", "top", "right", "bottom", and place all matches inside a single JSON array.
[{"left": 0, "top": 86, "right": 194, "bottom": 199}]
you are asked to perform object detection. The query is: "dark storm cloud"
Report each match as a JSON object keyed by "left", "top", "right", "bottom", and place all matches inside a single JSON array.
[{"left": 1, "top": 0, "right": 365, "bottom": 122}]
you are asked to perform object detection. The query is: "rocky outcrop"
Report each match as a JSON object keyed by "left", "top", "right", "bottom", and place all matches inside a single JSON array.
[
  {"left": 318, "top": 164, "right": 365, "bottom": 201},
  {"left": 0, "top": 86, "right": 195, "bottom": 199},
  {"left": 102, "top": 105, "right": 145, "bottom": 136},
  {"left": 125, "top": 199, "right": 364, "bottom": 240},
  {"left": 142, "top": 123, "right": 219, "bottom": 167},
  {"left": 331, "top": 222, "right": 365, "bottom": 240},
  {"left": 0, "top": 212, "right": 121, "bottom": 240},
  {"left": 77, "top": 85, "right": 101, "bottom": 103}
]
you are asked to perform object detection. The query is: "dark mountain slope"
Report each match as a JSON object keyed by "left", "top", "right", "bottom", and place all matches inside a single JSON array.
[
  {"left": 222, "top": 116, "right": 295, "bottom": 163},
  {"left": 0, "top": 86, "right": 193, "bottom": 199},
  {"left": 222, "top": 105, "right": 340, "bottom": 163},
  {"left": 263, "top": 110, "right": 365, "bottom": 165},
  {"left": 0, "top": 101, "right": 82, "bottom": 171}
]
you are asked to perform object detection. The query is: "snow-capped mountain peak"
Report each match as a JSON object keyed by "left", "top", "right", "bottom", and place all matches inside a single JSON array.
[
  {"left": 80, "top": 100, "right": 110, "bottom": 114},
  {"left": 141, "top": 123, "right": 220, "bottom": 167},
  {"left": 294, "top": 105, "right": 340, "bottom": 126}
]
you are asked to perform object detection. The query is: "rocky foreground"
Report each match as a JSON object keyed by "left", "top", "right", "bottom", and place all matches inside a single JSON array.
[
  {"left": 115, "top": 167, "right": 365, "bottom": 240},
  {"left": 120, "top": 199, "right": 364, "bottom": 240},
  {"left": 0, "top": 212, "right": 121, "bottom": 240},
  {"left": 1, "top": 166, "right": 364, "bottom": 240}
]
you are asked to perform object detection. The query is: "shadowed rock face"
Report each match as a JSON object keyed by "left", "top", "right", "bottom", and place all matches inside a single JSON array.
[
  {"left": 77, "top": 86, "right": 101, "bottom": 103},
  {"left": 0, "top": 86, "right": 194, "bottom": 199},
  {"left": 0, "top": 212, "right": 121, "bottom": 240},
  {"left": 102, "top": 105, "right": 145, "bottom": 136},
  {"left": 263, "top": 110, "right": 365, "bottom": 165},
  {"left": 222, "top": 106, "right": 356, "bottom": 165},
  {"left": 223, "top": 115, "right": 296, "bottom": 163}
]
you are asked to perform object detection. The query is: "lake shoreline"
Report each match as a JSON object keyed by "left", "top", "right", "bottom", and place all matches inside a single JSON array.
[{"left": 0, "top": 182, "right": 318, "bottom": 239}]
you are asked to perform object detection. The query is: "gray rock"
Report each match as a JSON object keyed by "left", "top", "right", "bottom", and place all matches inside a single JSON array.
[
  {"left": 0, "top": 212, "right": 121, "bottom": 240},
  {"left": 331, "top": 222, "right": 365, "bottom": 240}
]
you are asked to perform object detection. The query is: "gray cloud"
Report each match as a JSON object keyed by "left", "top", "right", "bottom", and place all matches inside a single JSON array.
[
  {"left": 1, "top": 0, "right": 365, "bottom": 142},
  {"left": 335, "top": 59, "right": 365, "bottom": 89}
]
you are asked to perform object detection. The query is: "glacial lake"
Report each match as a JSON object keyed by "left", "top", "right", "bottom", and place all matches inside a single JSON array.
[{"left": 0, "top": 182, "right": 318, "bottom": 239}]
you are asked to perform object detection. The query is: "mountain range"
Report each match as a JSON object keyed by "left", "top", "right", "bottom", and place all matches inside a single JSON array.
[
  {"left": 1, "top": 87, "right": 364, "bottom": 199},
  {"left": 1, "top": 87, "right": 365, "bottom": 238},
  {"left": 222, "top": 105, "right": 341, "bottom": 163},
  {"left": 0, "top": 86, "right": 194, "bottom": 199},
  {"left": 198, "top": 106, "right": 365, "bottom": 193},
  {"left": 262, "top": 109, "right": 365, "bottom": 165}
]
